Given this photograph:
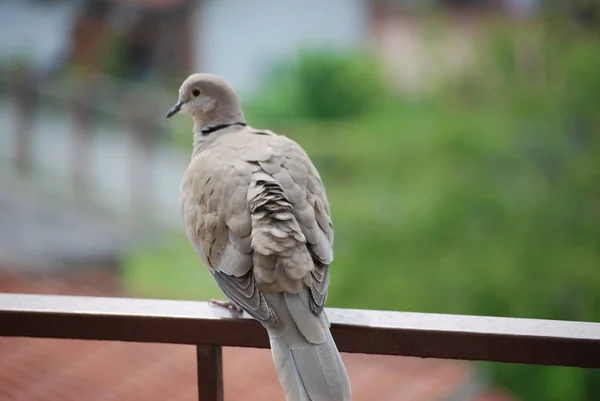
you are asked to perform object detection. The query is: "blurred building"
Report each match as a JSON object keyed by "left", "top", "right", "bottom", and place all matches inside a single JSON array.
[
  {"left": 0, "top": 0, "right": 539, "bottom": 93},
  {"left": 0, "top": 0, "right": 368, "bottom": 92},
  {"left": 0, "top": 0, "right": 191, "bottom": 80}
]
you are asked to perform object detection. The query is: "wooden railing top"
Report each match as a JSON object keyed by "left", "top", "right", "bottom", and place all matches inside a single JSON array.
[{"left": 1, "top": 293, "right": 599, "bottom": 369}]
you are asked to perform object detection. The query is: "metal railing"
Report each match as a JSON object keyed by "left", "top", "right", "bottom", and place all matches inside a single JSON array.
[{"left": 1, "top": 293, "right": 599, "bottom": 400}]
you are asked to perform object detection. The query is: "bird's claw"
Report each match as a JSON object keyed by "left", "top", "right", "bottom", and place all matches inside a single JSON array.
[{"left": 209, "top": 299, "right": 244, "bottom": 314}]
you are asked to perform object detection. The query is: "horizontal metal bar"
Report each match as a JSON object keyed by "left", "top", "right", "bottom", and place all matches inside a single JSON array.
[{"left": 0, "top": 294, "right": 599, "bottom": 368}]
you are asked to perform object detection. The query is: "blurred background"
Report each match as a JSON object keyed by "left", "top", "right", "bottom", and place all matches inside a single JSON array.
[{"left": 0, "top": 0, "right": 599, "bottom": 400}]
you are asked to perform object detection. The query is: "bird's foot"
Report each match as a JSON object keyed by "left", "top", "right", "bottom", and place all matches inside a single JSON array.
[{"left": 209, "top": 299, "right": 244, "bottom": 314}]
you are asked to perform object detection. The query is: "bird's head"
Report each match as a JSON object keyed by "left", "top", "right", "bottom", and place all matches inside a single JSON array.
[{"left": 166, "top": 73, "right": 244, "bottom": 129}]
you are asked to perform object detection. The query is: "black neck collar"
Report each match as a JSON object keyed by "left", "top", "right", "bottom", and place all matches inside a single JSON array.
[{"left": 201, "top": 121, "right": 247, "bottom": 135}]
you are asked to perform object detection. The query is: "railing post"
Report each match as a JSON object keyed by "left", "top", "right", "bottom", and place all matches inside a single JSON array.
[
  {"left": 9, "top": 65, "right": 37, "bottom": 178},
  {"left": 67, "top": 81, "right": 95, "bottom": 204},
  {"left": 196, "top": 344, "right": 223, "bottom": 401},
  {"left": 125, "top": 95, "right": 161, "bottom": 219}
]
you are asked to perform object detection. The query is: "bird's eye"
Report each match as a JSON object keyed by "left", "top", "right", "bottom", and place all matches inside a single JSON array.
[{"left": 192, "top": 89, "right": 201, "bottom": 97}]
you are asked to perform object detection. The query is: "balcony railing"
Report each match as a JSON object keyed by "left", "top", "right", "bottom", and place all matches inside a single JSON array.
[{"left": 1, "top": 293, "right": 599, "bottom": 400}]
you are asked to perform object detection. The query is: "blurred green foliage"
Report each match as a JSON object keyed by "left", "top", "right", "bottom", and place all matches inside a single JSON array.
[
  {"left": 124, "top": 16, "right": 600, "bottom": 401},
  {"left": 244, "top": 49, "right": 391, "bottom": 121}
]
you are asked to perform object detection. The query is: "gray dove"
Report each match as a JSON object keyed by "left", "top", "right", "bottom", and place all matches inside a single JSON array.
[{"left": 166, "top": 73, "right": 351, "bottom": 401}]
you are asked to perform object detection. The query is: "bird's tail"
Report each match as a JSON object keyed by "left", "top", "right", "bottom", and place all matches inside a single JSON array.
[{"left": 265, "top": 292, "right": 351, "bottom": 401}]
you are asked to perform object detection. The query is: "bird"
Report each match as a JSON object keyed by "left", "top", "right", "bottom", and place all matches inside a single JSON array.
[{"left": 166, "top": 73, "right": 351, "bottom": 401}]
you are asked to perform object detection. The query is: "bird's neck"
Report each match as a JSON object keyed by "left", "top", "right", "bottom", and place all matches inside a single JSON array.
[
  {"left": 190, "top": 104, "right": 245, "bottom": 155},
  {"left": 192, "top": 117, "right": 246, "bottom": 157}
]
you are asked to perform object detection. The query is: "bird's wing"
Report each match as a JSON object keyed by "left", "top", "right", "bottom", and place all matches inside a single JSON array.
[
  {"left": 278, "top": 136, "right": 334, "bottom": 314},
  {"left": 180, "top": 135, "right": 277, "bottom": 325},
  {"left": 242, "top": 131, "right": 334, "bottom": 315}
]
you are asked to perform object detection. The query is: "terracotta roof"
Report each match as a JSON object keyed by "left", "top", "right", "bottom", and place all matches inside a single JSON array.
[{"left": 0, "top": 268, "right": 516, "bottom": 400}]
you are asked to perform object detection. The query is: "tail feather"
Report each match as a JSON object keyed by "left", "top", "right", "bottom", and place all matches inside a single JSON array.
[
  {"left": 266, "top": 292, "right": 351, "bottom": 401},
  {"left": 270, "top": 335, "right": 310, "bottom": 401},
  {"left": 284, "top": 291, "right": 327, "bottom": 344}
]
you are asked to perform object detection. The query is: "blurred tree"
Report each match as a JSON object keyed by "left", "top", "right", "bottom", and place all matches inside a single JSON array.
[{"left": 245, "top": 49, "right": 390, "bottom": 122}]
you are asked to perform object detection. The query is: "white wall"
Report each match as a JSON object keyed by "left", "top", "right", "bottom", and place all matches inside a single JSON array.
[{"left": 193, "top": 0, "right": 369, "bottom": 96}]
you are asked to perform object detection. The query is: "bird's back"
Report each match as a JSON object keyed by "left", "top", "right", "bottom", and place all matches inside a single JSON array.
[{"left": 181, "top": 125, "right": 333, "bottom": 297}]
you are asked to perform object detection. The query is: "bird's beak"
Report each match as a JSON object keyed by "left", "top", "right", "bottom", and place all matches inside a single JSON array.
[{"left": 166, "top": 100, "right": 183, "bottom": 118}]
